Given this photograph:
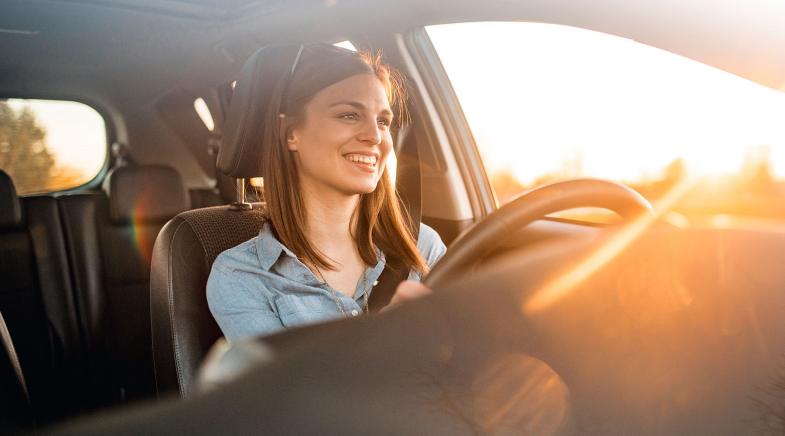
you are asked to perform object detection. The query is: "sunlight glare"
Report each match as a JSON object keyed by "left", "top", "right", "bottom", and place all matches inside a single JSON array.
[
  {"left": 427, "top": 22, "right": 785, "bottom": 185},
  {"left": 524, "top": 176, "right": 696, "bottom": 313}
]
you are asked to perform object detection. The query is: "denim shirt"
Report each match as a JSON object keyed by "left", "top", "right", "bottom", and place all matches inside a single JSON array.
[{"left": 207, "top": 222, "right": 447, "bottom": 341}]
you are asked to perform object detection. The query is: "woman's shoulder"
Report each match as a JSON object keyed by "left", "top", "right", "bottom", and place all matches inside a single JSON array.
[
  {"left": 417, "top": 222, "right": 445, "bottom": 247},
  {"left": 207, "top": 234, "right": 267, "bottom": 302},
  {"left": 417, "top": 223, "right": 447, "bottom": 267},
  {"left": 211, "top": 234, "right": 263, "bottom": 273}
]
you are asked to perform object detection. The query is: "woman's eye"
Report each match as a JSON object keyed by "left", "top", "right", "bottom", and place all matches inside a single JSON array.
[
  {"left": 339, "top": 112, "right": 359, "bottom": 121},
  {"left": 378, "top": 118, "right": 392, "bottom": 127}
]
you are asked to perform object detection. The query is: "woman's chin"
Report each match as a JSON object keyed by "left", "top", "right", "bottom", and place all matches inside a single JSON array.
[{"left": 346, "top": 182, "right": 379, "bottom": 196}]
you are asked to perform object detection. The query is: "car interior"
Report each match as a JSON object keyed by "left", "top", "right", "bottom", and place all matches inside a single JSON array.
[{"left": 3, "top": 0, "right": 785, "bottom": 434}]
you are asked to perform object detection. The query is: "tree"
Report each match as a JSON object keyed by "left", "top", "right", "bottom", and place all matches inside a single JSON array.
[
  {"left": 490, "top": 169, "right": 525, "bottom": 204},
  {"left": 740, "top": 144, "right": 774, "bottom": 185},
  {"left": 663, "top": 157, "right": 687, "bottom": 183},
  {"left": 0, "top": 101, "right": 55, "bottom": 194}
]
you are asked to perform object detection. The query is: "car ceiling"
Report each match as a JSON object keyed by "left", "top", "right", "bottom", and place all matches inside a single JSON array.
[{"left": 2, "top": 0, "right": 785, "bottom": 109}]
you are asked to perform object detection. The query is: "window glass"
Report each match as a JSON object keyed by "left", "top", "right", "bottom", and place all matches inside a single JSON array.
[
  {"left": 427, "top": 22, "right": 785, "bottom": 223},
  {"left": 0, "top": 99, "right": 107, "bottom": 195},
  {"left": 333, "top": 40, "right": 357, "bottom": 51},
  {"left": 194, "top": 97, "right": 215, "bottom": 131}
]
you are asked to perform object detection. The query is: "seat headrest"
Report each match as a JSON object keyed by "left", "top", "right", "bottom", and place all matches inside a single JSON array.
[
  {"left": 218, "top": 45, "right": 302, "bottom": 179},
  {"left": 0, "top": 170, "right": 22, "bottom": 228},
  {"left": 103, "top": 165, "right": 189, "bottom": 225}
]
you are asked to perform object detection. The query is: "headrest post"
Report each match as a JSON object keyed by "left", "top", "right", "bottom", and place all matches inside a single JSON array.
[{"left": 230, "top": 178, "right": 252, "bottom": 211}]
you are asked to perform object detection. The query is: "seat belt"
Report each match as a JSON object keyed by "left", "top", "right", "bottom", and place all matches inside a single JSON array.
[{"left": 367, "top": 123, "right": 422, "bottom": 312}]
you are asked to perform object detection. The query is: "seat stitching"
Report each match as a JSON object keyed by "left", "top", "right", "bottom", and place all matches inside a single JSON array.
[
  {"left": 166, "top": 219, "right": 188, "bottom": 397},
  {"left": 180, "top": 211, "right": 210, "bottom": 269}
]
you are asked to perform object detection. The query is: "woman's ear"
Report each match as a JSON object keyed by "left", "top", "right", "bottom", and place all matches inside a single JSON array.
[
  {"left": 280, "top": 114, "right": 298, "bottom": 151},
  {"left": 286, "top": 130, "right": 299, "bottom": 151}
]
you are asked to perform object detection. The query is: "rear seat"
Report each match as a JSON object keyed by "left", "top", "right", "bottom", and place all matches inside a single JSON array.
[
  {"left": 59, "top": 164, "right": 189, "bottom": 405},
  {"left": 0, "top": 170, "right": 86, "bottom": 424}
]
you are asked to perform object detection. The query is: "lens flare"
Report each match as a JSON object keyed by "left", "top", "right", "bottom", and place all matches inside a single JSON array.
[{"left": 524, "top": 176, "right": 697, "bottom": 314}]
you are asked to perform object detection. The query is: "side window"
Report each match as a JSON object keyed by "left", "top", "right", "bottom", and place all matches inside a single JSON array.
[
  {"left": 427, "top": 22, "right": 785, "bottom": 223},
  {"left": 0, "top": 99, "right": 107, "bottom": 195}
]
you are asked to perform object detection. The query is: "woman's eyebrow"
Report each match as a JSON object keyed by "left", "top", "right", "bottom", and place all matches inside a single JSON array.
[{"left": 328, "top": 100, "right": 393, "bottom": 116}]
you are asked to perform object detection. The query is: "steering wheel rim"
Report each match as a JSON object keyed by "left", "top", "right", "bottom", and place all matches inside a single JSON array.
[{"left": 423, "top": 178, "right": 654, "bottom": 289}]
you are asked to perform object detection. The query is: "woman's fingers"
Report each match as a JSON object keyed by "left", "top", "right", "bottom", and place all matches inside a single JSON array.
[{"left": 381, "top": 280, "right": 433, "bottom": 312}]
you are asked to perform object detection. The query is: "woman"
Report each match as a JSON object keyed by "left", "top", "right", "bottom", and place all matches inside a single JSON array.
[{"left": 207, "top": 44, "right": 446, "bottom": 341}]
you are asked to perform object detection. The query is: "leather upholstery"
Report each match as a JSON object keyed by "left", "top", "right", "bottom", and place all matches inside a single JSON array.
[
  {"left": 61, "top": 165, "right": 189, "bottom": 405},
  {"left": 151, "top": 206, "right": 266, "bottom": 397},
  {"left": 103, "top": 165, "right": 189, "bottom": 224},
  {"left": 23, "top": 196, "right": 91, "bottom": 419},
  {"left": 217, "top": 45, "right": 300, "bottom": 178},
  {"left": 0, "top": 188, "right": 86, "bottom": 423},
  {"left": 58, "top": 194, "right": 108, "bottom": 356},
  {"left": 0, "top": 170, "right": 21, "bottom": 227},
  {"left": 23, "top": 196, "right": 83, "bottom": 362}
]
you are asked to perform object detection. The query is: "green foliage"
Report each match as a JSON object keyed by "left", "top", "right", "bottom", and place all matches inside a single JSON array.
[{"left": 0, "top": 101, "right": 55, "bottom": 194}]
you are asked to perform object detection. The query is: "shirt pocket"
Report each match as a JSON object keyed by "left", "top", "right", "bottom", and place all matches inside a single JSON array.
[{"left": 273, "top": 294, "right": 340, "bottom": 329}]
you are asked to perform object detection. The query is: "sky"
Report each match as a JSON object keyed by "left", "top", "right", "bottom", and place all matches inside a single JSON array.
[{"left": 427, "top": 22, "right": 785, "bottom": 184}]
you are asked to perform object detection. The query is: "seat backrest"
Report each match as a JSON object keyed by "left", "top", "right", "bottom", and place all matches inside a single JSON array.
[
  {"left": 0, "top": 170, "right": 85, "bottom": 424},
  {"left": 59, "top": 165, "right": 189, "bottom": 405},
  {"left": 150, "top": 206, "right": 266, "bottom": 397},
  {"left": 0, "top": 310, "right": 33, "bottom": 433}
]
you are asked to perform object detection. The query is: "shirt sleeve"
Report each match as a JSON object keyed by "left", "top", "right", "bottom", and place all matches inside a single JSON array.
[
  {"left": 407, "top": 223, "right": 448, "bottom": 281},
  {"left": 206, "top": 258, "right": 284, "bottom": 342}
]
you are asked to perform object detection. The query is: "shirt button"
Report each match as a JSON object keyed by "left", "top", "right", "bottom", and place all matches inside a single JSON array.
[
  {"left": 351, "top": 309, "right": 359, "bottom": 316},
  {"left": 373, "top": 280, "right": 379, "bottom": 286}
]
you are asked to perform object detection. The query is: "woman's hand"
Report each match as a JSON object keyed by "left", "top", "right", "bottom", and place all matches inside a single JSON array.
[{"left": 380, "top": 280, "right": 432, "bottom": 312}]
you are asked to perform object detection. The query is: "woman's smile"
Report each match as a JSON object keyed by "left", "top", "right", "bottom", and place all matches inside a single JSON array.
[{"left": 343, "top": 153, "right": 379, "bottom": 173}]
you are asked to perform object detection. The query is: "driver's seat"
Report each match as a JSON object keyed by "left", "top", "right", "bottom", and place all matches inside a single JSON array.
[{"left": 150, "top": 46, "right": 297, "bottom": 397}]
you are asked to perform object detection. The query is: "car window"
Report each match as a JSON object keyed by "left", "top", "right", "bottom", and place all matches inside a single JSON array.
[
  {"left": 194, "top": 97, "right": 215, "bottom": 132},
  {"left": 0, "top": 99, "right": 107, "bottom": 195},
  {"left": 427, "top": 22, "right": 785, "bottom": 224}
]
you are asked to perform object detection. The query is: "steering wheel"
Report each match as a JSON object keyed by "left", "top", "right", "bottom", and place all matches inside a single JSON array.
[{"left": 423, "top": 178, "right": 654, "bottom": 288}]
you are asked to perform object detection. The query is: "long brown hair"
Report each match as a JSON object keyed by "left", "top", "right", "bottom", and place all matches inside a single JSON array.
[{"left": 259, "top": 44, "right": 427, "bottom": 275}]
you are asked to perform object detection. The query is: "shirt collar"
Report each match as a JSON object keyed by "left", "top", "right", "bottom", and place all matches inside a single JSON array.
[
  {"left": 255, "top": 221, "right": 388, "bottom": 287},
  {"left": 255, "top": 221, "right": 298, "bottom": 271}
]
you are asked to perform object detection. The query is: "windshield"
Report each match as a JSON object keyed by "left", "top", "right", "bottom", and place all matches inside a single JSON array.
[{"left": 428, "top": 22, "right": 785, "bottom": 225}]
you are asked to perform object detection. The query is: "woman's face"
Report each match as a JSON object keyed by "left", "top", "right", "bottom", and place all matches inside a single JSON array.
[{"left": 286, "top": 73, "right": 394, "bottom": 198}]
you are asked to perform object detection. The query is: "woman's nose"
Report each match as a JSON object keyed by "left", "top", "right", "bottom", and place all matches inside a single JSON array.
[{"left": 357, "top": 119, "right": 382, "bottom": 144}]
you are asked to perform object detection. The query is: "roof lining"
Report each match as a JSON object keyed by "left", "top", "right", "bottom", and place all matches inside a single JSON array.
[{"left": 54, "top": 0, "right": 290, "bottom": 22}]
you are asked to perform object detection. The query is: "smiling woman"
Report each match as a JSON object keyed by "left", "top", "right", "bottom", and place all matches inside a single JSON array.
[{"left": 206, "top": 44, "right": 446, "bottom": 341}]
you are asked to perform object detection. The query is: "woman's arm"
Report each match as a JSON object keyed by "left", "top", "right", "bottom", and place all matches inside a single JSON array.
[
  {"left": 206, "top": 263, "right": 284, "bottom": 341},
  {"left": 407, "top": 223, "right": 448, "bottom": 282},
  {"left": 385, "top": 223, "right": 448, "bottom": 311}
]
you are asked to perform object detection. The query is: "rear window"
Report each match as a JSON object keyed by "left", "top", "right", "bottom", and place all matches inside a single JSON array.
[{"left": 0, "top": 99, "right": 107, "bottom": 195}]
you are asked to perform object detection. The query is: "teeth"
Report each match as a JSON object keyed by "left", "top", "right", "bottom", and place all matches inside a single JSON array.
[{"left": 345, "top": 154, "right": 377, "bottom": 165}]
